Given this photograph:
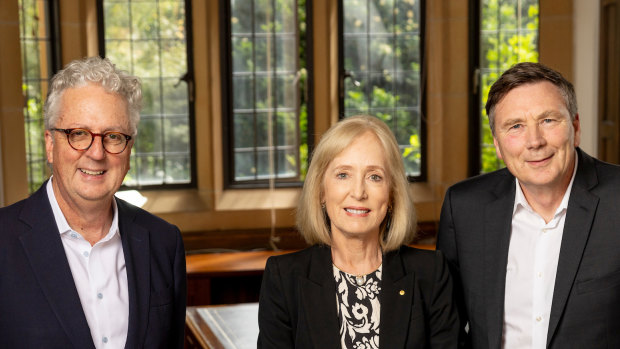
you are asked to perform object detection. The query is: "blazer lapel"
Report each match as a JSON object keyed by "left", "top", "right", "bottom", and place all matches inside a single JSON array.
[
  {"left": 379, "top": 249, "right": 415, "bottom": 349},
  {"left": 117, "top": 200, "right": 151, "bottom": 349},
  {"left": 483, "top": 172, "right": 515, "bottom": 348},
  {"left": 299, "top": 246, "right": 340, "bottom": 349},
  {"left": 547, "top": 149, "right": 599, "bottom": 346},
  {"left": 18, "top": 186, "right": 95, "bottom": 349}
]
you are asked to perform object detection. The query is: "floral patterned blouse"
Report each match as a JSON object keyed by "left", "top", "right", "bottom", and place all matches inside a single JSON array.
[{"left": 333, "top": 264, "right": 382, "bottom": 349}]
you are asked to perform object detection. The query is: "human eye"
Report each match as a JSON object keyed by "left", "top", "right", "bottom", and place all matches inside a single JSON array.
[
  {"left": 369, "top": 174, "right": 383, "bottom": 182},
  {"left": 336, "top": 172, "right": 348, "bottom": 180},
  {"left": 71, "top": 129, "right": 89, "bottom": 137},
  {"left": 105, "top": 132, "right": 126, "bottom": 145},
  {"left": 69, "top": 129, "right": 91, "bottom": 142},
  {"left": 509, "top": 123, "right": 522, "bottom": 130},
  {"left": 106, "top": 132, "right": 121, "bottom": 140}
]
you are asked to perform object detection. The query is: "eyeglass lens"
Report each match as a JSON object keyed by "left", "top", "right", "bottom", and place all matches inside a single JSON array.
[{"left": 68, "top": 129, "right": 127, "bottom": 153}]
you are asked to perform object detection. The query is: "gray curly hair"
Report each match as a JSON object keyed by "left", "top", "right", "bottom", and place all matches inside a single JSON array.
[{"left": 44, "top": 56, "right": 142, "bottom": 135}]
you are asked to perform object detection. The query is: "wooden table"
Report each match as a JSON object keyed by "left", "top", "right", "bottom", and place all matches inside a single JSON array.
[
  {"left": 186, "top": 250, "right": 291, "bottom": 305},
  {"left": 185, "top": 303, "right": 259, "bottom": 349},
  {"left": 186, "top": 250, "right": 292, "bottom": 276},
  {"left": 185, "top": 245, "right": 434, "bottom": 305}
]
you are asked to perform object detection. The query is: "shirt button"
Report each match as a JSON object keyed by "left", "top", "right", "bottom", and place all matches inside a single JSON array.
[
  {"left": 83, "top": 251, "right": 89, "bottom": 258},
  {"left": 102, "top": 336, "right": 108, "bottom": 343},
  {"left": 542, "top": 228, "right": 548, "bottom": 234},
  {"left": 537, "top": 272, "right": 542, "bottom": 278},
  {"left": 71, "top": 233, "right": 78, "bottom": 239},
  {"left": 536, "top": 316, "right": 542, "bottom": 322},
  {"left": 97, "top": 293, "right": 103, "bottom": 299}
]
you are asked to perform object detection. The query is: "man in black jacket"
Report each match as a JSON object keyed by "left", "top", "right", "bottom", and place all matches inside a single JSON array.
[{"left": 438, "top": 62, "right": 620, "bottom": 348}]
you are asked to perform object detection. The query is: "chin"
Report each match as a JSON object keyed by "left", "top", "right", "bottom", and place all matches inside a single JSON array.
[{"left": 78, "top": 189, "right": 115, "bottom": 201}]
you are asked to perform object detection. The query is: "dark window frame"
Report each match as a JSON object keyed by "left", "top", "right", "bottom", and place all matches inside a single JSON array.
[
  {"left": 220, "top": 0, "right": 315, "bottom": 189},
  {"left": 96, "top": 0, "right": 197, "bottom": 190},
  {"left": 20, "top": 0, "right": 62, "bottom": 193},
  {"left": 470, "top": 0, "right": 540, "bottom": 175},
  {"left": 468, "top": 0, "right": 481, "bottom": 177},
  {"left": 337, "top": 0, "right": 428, "bottom": 183}
]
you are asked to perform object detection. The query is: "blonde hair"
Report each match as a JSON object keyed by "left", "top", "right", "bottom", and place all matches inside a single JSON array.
[{"left": 296, "top": 115, "right": 416, "bottom": 252}]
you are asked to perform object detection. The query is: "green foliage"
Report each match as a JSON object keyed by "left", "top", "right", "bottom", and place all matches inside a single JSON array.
[
  {"left": 342, "top": 0, "right": 422, "bottom": 176},
  {"left": 479, "top": 0, "right": 539, "bottom": 173},
  {"left": 229, "top": 0, "right": 309, "bottom": 182},
  {"left": 103, "top": 0, "right": 191, "bottom": 186},
  {"left": 19, "top": 0, "right": 52, "bottom": 193}
]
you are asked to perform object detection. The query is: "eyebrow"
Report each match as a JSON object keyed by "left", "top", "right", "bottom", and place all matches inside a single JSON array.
[
  {"left": 536, "top": 110, "right": 560, "bottom": 119},
  {"left": 63, "top": 124, "right": 129, "bottom": 133},
  {"left": 499, "top": 117, "right": 524, "bottom": 128},
  {"left": 331, "top": 164, "right": 386, "bottom": 172},
  {"left": 500, "top": 110, "right": 563, "bottom": 127}
]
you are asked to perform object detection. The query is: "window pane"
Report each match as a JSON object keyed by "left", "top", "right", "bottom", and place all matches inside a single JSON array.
[
  {"left": 165, "top": 155, "right": 190, "bottom": 183},
  {"left": 103, "top": 0, "right": 193, "bottom": 186},
  {"left": 226, "top": 0, "right": 309, "bottom": 184},
  {"left": 342, "top": 0, "right": 423, "bottom": 178},
  {"left": 19, "top": 0, "right": 55, "bottom": 193},
  {"left": 103, "top": 2, "right": 130, "bottom": 39},
  {"left": 135, "top": 117, "right": 163, "bottom": 153},
  {"left": 479, "top": 0, "right": 539, "bottom": 173}
]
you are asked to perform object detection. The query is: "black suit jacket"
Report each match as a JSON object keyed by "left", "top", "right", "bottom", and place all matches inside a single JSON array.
[
  {"left": 437, "top": 148, "right": 620, "bottom": 348},
  {"left": 0, "top": 182, "right": 187, "bottom": 348},
  {"left": 258, "top": 244, "right": 459, "bottom": 348}
]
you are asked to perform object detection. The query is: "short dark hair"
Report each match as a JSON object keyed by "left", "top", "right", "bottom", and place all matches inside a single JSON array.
[{"left": 485, "top": 62, "right": 577, "bottom": 134}]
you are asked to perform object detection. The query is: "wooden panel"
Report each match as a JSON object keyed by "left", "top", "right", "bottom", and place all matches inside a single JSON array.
[
  {"left": 181, "top": 221, "right": 438, "bottom": 253},
  {"left": 186, "top": 250, "right": 290, "bottom": 306},
  {"left": 0, "top": 0, "right": 28, "bottom": 205},
  {"left": 185, "top": 242, "right": 436, "bottom": 306},
  {"left": 599, "top": 0, "right": 620, "bottom": 163}
]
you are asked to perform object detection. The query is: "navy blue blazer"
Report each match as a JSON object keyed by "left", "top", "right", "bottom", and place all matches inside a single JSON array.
[
  {"left": 258, "top": 244, "right": 459, "bottom": 348},
  {"left": 438, "top": 148, "right": 620, "bottom": 348},
  {"left": 0, "top": 182, "right": 187, "bottom": 348}
]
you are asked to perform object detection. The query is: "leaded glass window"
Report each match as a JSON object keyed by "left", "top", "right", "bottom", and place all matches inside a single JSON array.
[
  {"left": 100, "top": 0, "right": 194, "bottom": 187},
  {"left": 223, "top": 0, "right": 311, "bottom": 186},
  {"left": 341, "top": 0, "right": 424, "bottom": 178},
  {"left": 19, "top": 0, "right": 59, "bottom": 193},
  {"left": 479, "top": 0, "right": 538, "bottom": 173}
]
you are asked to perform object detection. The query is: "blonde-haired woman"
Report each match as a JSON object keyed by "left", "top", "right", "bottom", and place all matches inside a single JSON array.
[{"left": 258, "top": 115, "right": 459, "bottom": 348}]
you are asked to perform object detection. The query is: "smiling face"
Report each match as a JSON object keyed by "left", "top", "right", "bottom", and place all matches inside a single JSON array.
[
  {"left": 322, "top": 131, "right": 391, "bottom": 241},
  {"left": 492, "top": 81, "right": 580, "bottom": 195},
  {"left": 45, "top": 84, "right": 133, "bottom": 208}
]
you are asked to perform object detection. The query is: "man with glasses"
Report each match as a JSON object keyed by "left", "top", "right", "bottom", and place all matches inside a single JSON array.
[{"left": 0, "top": 57, "right": 186, "bottom": 348}]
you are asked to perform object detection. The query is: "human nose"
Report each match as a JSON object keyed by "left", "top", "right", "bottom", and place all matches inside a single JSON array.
[
  {"left": 351, "top": 176, "right": 367, "bottom": 200},
  {"left": 85, "top": 134, "right": 106, "bottom": 159},
  {"left": 525, "top": 124, "right": 546, "bottom": 149}
]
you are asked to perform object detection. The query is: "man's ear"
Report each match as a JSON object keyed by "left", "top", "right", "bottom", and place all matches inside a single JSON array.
[
  {"left": 572, "top": 113, "right": 581, "bottom": 148},
  {"left": 45, "top": 130, "right": 54, "bottom": 164},
  {"left": 493, "top": 136, "right": 503, "bottom": 160}
]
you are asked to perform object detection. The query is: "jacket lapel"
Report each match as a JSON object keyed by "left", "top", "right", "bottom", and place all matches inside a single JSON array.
[
  {"left": 379, "top": 249, "right": 415, "bottom": 349},
  {"left": 546, "top": 149, "right": 598, "bottom": 346},
  {"left": 483, "top": 171, "right": 515, "bottom": 348},
  {"left": 117, "top": 199, "right": 151, "bottom": 349},
  {"left": 18, "top": 185, "right": 96, "bottom": 349},
  {"left": 299, "top": 246, "right": 340, "bottom": 349}
]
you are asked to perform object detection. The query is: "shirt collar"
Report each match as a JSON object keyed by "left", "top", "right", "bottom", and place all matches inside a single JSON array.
[
  {"left": 46, "top": 177, "right": 120, "bottom": 241},
  {"left": 513, "top": 151, "right": 579, "bottom": 217}
]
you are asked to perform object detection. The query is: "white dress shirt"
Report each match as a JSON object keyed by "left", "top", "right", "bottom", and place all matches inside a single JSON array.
[
  {"left": 502, "top": 156, "right": 577, "bottom": 349},
  {"left": 47, "top": 179, "right": 129, "bottom": 348}
]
